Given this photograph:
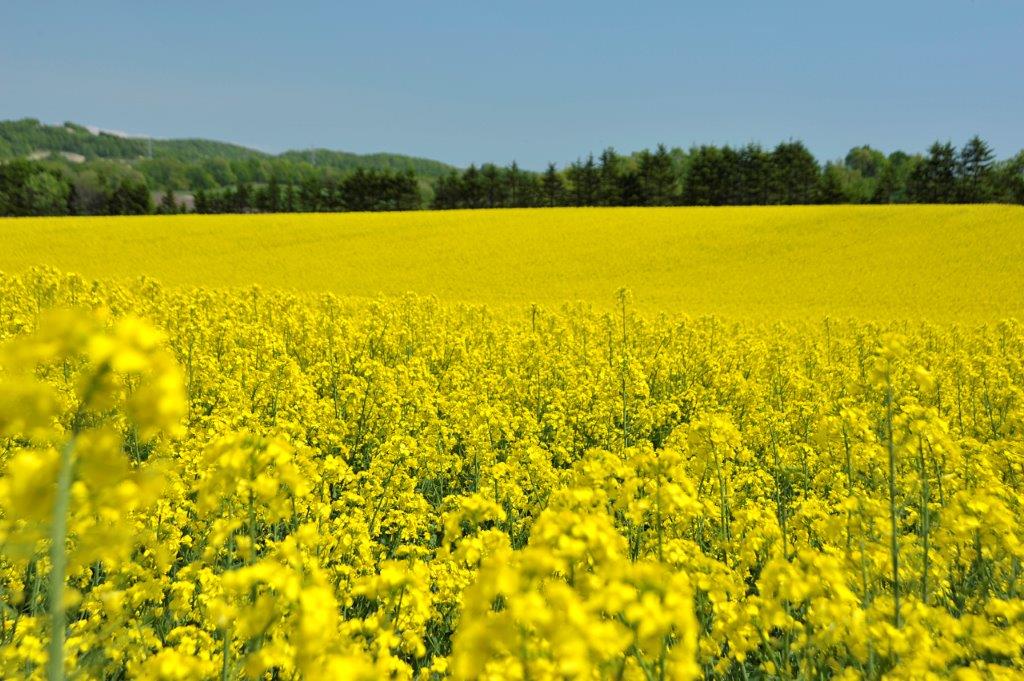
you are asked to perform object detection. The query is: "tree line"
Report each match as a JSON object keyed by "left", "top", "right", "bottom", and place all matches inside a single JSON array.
[
  {"left": 433, "top": 137, "right": 1023, "bottom": 208},
  {"left": 0, "top": 159, "right": 152, "bottom": 216},
  {"left": 2, "top": 136, "right": 1022, "bottom": 216},
  {"left": 191, "top": 168, "right": 421, "bottom": 214}
]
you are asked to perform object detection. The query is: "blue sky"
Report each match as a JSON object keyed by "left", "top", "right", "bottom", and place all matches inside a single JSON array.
[{"left": 1, "top": 1, "right": 1022, "bottom": 168}]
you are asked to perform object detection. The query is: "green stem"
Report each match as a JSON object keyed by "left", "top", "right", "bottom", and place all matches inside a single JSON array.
[
  {"left": 918, "top": 437, "right": 930, "bottom": 604},
  {"left": 654, "top": 464, "right": 664, "bottom": 562},
  {"left": 885, "top": 377, "right": 901, "bottom": 628},
  {"left": 220, "top": 627, "right": 231, "bottom": 681},
  {"left": 46, "top": 435, "right": 77, "bottom": 681},
  {"left": 618, "top": 288, "right": 628, "bottom": 451},
  {"left": 769, "top": 424, "right": 789, "bottom": 558}
]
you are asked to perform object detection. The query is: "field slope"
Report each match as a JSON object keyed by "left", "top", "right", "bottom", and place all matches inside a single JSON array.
[{"left": 1, "top": 205, "right": 1022, "bottom": 320}]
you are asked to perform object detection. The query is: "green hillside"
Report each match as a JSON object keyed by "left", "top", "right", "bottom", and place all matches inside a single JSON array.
[
  {"left": 0, "top": 118, "right": 455, "bottom": 177},
  {"left": 277, "top": 149, "right": 456, "bottom": 178}
]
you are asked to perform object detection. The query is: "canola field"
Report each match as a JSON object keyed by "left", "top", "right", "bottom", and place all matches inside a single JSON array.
[
  {"left": 0, "top": 207, "right": 1023, "bottom": 679},
  {"left": 1, "top": 205, "right": 1023, "bottom": 320}
]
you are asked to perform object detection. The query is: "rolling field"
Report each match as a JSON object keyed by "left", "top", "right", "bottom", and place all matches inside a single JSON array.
[
  {"left": 2, "top": 207, "right": 1024, "bottom": 679},
  {"left": 2, "top": 205, "right": 1023, "bottom": 320}
]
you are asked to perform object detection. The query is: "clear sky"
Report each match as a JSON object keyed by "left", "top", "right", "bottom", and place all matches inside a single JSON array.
[{"left": 2, "top": 1, "right": 1022, "bottom": 169}]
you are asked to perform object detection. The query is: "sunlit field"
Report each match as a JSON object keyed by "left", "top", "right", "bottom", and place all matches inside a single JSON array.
[
  {"left": 2, "top": 205, "right": 1022, "bottom": 320},
  {"left": 2, "top": 205, "right": 1023, "bottom": 678}
]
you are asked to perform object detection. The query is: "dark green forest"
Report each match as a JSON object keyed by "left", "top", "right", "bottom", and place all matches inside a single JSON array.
[{"left": 1, "top": 118, "right": 1022, "bottom": 216}]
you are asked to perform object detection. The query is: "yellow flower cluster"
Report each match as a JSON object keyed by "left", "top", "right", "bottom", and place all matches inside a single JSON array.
[{"left": 1, "top": 267, "right": 1023, "bottom": 679}]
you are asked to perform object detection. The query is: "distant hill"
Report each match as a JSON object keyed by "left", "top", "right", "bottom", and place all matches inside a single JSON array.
[
  {"left": 0, "top": 118, "right": 456, "bottom": 177},
  {"left": 276, "top": 149, "right": 456, "bottom": 178}
]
